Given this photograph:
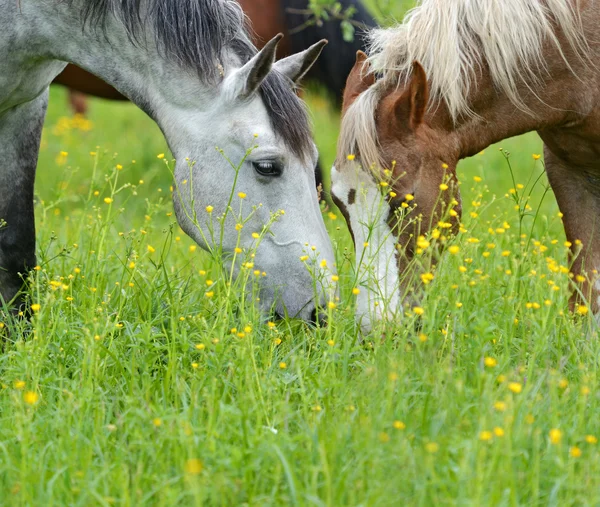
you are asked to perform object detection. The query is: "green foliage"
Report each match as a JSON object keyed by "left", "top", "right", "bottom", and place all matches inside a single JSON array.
[{"left": 1, "top": 85, "right": 600, "bottom": 505}]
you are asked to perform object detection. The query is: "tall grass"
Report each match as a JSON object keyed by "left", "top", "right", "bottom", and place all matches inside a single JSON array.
[{"left": 0, "top": 80, "right": 599, "bottom": 505}]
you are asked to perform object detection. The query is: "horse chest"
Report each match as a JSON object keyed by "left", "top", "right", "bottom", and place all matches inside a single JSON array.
[{"left": 0, "top": 53, "right": 66, "bottom": 114}]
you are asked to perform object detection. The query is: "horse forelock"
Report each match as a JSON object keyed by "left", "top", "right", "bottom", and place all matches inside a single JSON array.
[
  {"left": 65, "top": 0, "right": 313, "bottom": 160},
  {"left": 367, "top": 0, "right": 588, "bottom": 122},
  {"left": 337, "top": 85, "right": 386, "bottom": 173}
]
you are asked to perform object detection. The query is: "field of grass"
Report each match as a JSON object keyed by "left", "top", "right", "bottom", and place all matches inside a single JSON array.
[{"left": 2, "top": 3, "right": 600, "bottom": 505}]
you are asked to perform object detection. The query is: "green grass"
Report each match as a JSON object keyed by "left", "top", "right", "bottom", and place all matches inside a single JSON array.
[{"left": 2, "top": 41, "right": 600, "bottom": 506}]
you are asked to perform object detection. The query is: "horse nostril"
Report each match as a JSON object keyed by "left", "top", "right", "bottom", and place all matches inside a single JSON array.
[{"left": 309, "top": 308, "right": 328, "bottom": 326}]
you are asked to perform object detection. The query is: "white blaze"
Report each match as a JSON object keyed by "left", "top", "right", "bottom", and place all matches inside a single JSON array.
[{"left": 331, "top": 164, "right": 402, "bottom": 332}]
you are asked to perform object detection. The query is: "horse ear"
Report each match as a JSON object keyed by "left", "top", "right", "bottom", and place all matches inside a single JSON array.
[
  {"left": 407, "top": 61, "right": 429, "bottom": 129},
  {"left": 342, "top": 51, "right": 376, "bottom": 110},
  {"left": 228, "top": 34, "right": 282, "bottom": 99},
  {"left": 273, "top": 39, "right": 328, "bottom": 84}
]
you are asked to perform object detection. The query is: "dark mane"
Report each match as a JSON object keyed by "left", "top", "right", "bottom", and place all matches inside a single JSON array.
[{"left": 67, "top": 0, "right": 312, "bottom": 160}]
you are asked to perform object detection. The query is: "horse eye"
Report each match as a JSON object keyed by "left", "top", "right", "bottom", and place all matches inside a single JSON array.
[{"left": 252, "top": 161, "right": 283, "bottom": 177}]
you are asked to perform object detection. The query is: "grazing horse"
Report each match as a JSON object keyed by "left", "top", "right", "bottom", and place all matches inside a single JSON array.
[
  {"left": 53, "top": 0, "right": 376, "bottom": 113},
  {"left": 332, "top": 0, "right": 600, "bottom": 330},
  {"left": 0, "top": 0, "right": 335, "bottom": 322}
]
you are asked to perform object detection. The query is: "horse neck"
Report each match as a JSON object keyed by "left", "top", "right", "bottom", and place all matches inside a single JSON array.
[
  {"left": 32, "top": 2, "right": 221, "bottom": 122},
  {"left": 431, "top": 42, "right": 597, "bottom": 160},
  {"left": 441, "top": 70, "right": 579, "bottom": 160}
]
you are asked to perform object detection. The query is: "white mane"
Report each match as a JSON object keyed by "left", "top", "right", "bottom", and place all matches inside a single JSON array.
[
  {"left": 368, "top": 0, "right": 587, "bottom": 121},
  {"left": 338, "top": 0, "right": 587, "bottom": 170}
]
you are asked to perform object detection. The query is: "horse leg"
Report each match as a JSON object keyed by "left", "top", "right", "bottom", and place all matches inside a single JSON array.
[
  {"left": 68, "top": 90, "right": 89, "bottom": 116},
  {"left": 543, "top": 144, "right": 600, "bottom": 312},
  {"left": 0, "top": 92, "right": 47, "bottom": 312}
]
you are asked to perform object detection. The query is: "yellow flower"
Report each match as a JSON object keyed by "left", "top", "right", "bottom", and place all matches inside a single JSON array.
[
  {"left": 493, "top": 401, "right": 507, "bottom": 412},
  {"left": 300, "top": 255, "right": 309, "bottom": 262},
  {"left": 479, "top": 430, "right": 493, "bottom": 441},
  {"left": 585, "top": 435, "right": 598, "bottom": 444},
  {"left": 493, "top": 427, "right": 505, "bottom": 437},
  {"left": 347, "top": 154, "right": 356, "bottom": 161},
  {"left": 184, "top": 459, "right": 203, "bottom": 475},
  {"left": 393, "top": 420, "right": 406, "bottom": 430},
  {"left": 267, "top": 321, "right": 276, "bottom": 329},
  {"left": 416, "top": 236, "right": 430, "bottom": 249},
  {"left": 570, "top": 446, "right": 582, "bottom": 458},
  {"left": 279, "top": 362, "right": 287, "bottom": 369},
  {"left": 23, "top": 391, "right": 39, "bottom": 405},
  {"left": 448, "top": 245, "right": 460, "bottom": 255},
  {"left": 577, "top": 305, "right": 589, "bottom": 316},
  {"left": 14, "top": 380, "right": 26, "bottom": 390},
  {"left": 328, "top": 301, "right": 337, "bottom": 310},
  {"left": 352, "top": 287, "right": 360, "bottom": 295},
  {"left": 508, "top": 382, "right": 522, "bottom": 394},
  {"left": 328, "top": 212, "right": 337, "bottom": 220},
  {"left": 152, "top": 418, "right": 162, "bottom": 427},
  {"left": 532, "top": 154, "right": 541, "bottom": 160},
  {"left": 205, "top": 291, "right": 214, "bottom": 298},
  {"left": 420, "top": 272, "right": 434, "bottom": 284},
  {"left": 104, "top": 197, "right": 113, "bottom": 204},
  {"left": 235, "top": 224, "right": 243, "bottom": 231},
  {"left": 205, "top": 205, "right": 214, "bottom": 213},
  {"left": 327, "top": 339, "right": 335, "bottom": 347},
  {"left": 425, "top": 442, "right": 439, "bottom": 454},
  {"left": 413, "top": 306, "right": 424, "bottom": 316},
  {"left": 116, "top": 164, "right": 123, "bottom": 170},
  {"left": 147, "top": 245, "right": 156, "bottom": 253},
  {"left": 380, "top": 181, "right": 388, "bottom": 188},
  {"left": 558, "top": 378, "right": 568, "bottom": 389},
  {"left": 484, "top": 357, "right": 497, "bottom": 368},
  {"left": 439, "top": 183, "right": 449, "bottom": 191},
  {"left": 157, "top": 153, "right": 165, "bottom": 159},
  {"left": 238, "top": 192, "right": 247, "bottom": 199},
  {"left": 320, "top": 259, "right": 327, "bottom": 268},
  {"left": 331, "top": 275, "right": 339, "bottom": 282},
  {"left": 549, "top": 428, "right": 562, "bottom": 445},
  {"left": 502, "top": 250, "right": 511, "bottom": 257},
  {"left": 195, "top": 343, "right": 205, "bottom": 350},
  {"left": 30, "top": 304, "right": 41, "bottom": 312}
]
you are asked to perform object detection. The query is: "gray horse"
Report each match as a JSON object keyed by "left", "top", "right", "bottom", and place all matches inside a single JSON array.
[{"left": 0, "top": 0, "right": 335, "bottom": 321}]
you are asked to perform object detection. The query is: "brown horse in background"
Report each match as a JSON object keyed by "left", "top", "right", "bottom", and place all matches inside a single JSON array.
[{"left": 54, "top": 0, "right": 376, "bottom": 113}]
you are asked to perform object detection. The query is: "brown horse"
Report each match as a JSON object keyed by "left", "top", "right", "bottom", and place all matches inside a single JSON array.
[
  {"left": 332, "top": 0, "right": 600, "bottom": 330},
  {"left": 54, "top": 0, "right": 376, "bottom": 112}
]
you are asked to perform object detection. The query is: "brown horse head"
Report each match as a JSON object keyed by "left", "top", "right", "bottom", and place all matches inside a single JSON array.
[{"left": 332, "top": 52, "right": 462, "bottom": 330}]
